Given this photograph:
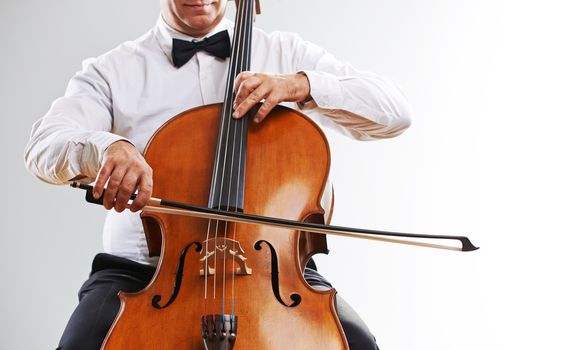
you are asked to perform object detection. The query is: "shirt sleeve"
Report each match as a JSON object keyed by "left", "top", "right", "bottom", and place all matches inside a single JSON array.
[
  {"left": 285, "top": 33, "right": 412, "bottom": 140},
  {"left": 24, "top": 57, "right": 129, "bottom": 185}
]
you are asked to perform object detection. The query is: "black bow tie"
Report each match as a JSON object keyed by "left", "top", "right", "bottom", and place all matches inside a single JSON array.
[{"left": 171, "top": 30, "right": 231, "bottom": 68}]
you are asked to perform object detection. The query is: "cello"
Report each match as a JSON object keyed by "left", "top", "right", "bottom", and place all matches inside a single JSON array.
[
  {"left": 103, "top": 0, "right": 349, "bottom": 348},
  {"left": 72, "top": 0, "right": 477, "bottom": 348}
]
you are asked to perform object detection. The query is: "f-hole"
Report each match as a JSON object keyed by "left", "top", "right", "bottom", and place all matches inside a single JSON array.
[
  {"left": 254, "top": 240, "right": 301, "bottom": 308},
  {"left": 151, "top": 241, "right": 203, "bottom": 309}
]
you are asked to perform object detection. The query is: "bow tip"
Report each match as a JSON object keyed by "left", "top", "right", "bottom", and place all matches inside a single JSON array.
[{"left": 461, "top": 237, "right": 480, "bottom": 252}]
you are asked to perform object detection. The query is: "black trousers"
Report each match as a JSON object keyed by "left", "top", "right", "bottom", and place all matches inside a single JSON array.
[{"left": 57, "top": 253, "right": 378, "bottom": 349}]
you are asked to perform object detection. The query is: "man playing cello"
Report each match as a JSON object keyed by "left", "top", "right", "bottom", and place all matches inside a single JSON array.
[{"left": 25, "top": 0, "right": 411, "bottom": 348}]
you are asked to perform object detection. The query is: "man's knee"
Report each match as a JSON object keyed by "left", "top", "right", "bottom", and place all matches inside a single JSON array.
[{"left": 336, "top": 295, "right": 379, "bottom": 350}]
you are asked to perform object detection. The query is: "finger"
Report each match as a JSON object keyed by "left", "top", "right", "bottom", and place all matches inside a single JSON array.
[
  {"left": 93, "top": 161, "right": 114, "bottom": 199},
  {"left": 130, "top": 172, "right": 153, "bottom": 212},
  {"left": 233, "top": 71, "right": 254, "bottom": 95},
  {"left": 113, "top": 172, "right": 139, "bottom": 213},
  {"left": 253, "top": 95, "right": 279, "bottom": 123},
  {"left": 233, "top": 82, "right": 271, "bottom": 120},
  {"left": 233, "top": 76, "right": 261, "bottom": 110},
  {"left": 233, "top": 76, "right": 263, "bottom": 116},
  {"left": 103, "top": 167, "right": 126, "bottom": 210}
]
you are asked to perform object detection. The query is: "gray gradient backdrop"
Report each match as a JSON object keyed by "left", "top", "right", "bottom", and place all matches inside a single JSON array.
[{"left": 2, "top": 1, "right": 583, "bottom": 349}]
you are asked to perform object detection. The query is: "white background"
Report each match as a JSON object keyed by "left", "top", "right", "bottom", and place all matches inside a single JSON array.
[{"left": 1, "top": 0, "right": 583, "bottom": 349}]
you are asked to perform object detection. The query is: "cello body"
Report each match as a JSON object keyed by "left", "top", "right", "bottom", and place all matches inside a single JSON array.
[{"left": 101, "top": 104, "right": 349, "bottom": 349}]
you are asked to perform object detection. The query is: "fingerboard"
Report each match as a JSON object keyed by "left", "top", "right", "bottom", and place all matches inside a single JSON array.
[{"left": 208, "top": 0, "right": 255, "bottom": 211}]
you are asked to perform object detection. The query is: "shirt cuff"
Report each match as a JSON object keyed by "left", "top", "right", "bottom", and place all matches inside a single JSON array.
[{"left": 297, "top": 70, "right": 345, "bottom": 110}]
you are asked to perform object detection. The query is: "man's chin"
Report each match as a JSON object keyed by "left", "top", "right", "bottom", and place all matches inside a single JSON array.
[{"left": 180, "top": 16, "right": 218, "bottom": 34}]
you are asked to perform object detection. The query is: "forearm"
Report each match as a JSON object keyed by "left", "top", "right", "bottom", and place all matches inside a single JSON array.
[
  {"left": 299, "top": 68, "right": 412, "bottom": 140},
  {"left": 24, "top": 119, "right": 126, "bottom": 184},
  {"left": 24, "top": 58, "right": 126, "bottom": 184},
  {"left": 277, "top": 30, "right": 412, "bottom": 140}
]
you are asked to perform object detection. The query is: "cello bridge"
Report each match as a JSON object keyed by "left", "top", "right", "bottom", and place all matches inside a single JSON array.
[{"left": 200, "top": 238, "right": 252, "bottom": 276}]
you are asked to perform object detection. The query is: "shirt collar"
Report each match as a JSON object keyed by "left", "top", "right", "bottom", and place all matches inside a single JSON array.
[{"left": 154, "top": 15, "right": 232, "bottom": 64}]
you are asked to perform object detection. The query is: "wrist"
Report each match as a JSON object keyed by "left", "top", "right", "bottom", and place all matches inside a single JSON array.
[
  {"left": 294, "top": 71, "right": 312, "bottom": 103},
  {"left": 105, "top": 139, "right": 134, "bottom": 153}
]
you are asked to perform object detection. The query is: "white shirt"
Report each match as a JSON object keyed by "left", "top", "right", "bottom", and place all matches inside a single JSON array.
[{"left": 24, "top": 17, "right": 412, "bottom": 265}]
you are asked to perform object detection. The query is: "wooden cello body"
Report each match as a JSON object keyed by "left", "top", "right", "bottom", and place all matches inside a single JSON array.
[{"left": 101, "top": 102, "right": 348, "bottom": 349}]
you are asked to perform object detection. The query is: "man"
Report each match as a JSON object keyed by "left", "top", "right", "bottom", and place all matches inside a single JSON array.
[{"left": 25, "top": 0, "right": 412, "bottom": 348}]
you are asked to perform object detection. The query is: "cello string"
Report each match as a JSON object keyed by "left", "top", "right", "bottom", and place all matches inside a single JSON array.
[
  {"left": 206, "top": 0, "right": 245, "bottom": 314},
  {"left": 225, "top": 0, "right": 243, "bottom": 318},
  {"left": 231, "top": 0, "right": 253, "bottom": 320},
  {"left": 218, "top": 0, "right": 249, "bottom": 317},
  {"left": 221, "top": 4, "right": 243, "bottom": 314},
  {"left": 233, "top": 0, "right": 253, "bottom": 319}
]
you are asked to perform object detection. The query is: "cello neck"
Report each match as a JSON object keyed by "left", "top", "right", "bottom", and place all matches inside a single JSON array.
[{"left": 208, "top": 0, "right": 256, "bottom": 212}]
